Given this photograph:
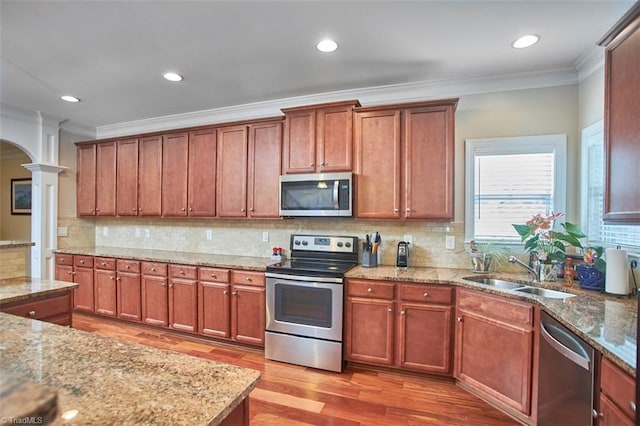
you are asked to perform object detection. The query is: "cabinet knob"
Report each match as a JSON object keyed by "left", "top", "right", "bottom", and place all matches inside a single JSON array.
[
  {"left": 387, "top": 308, "right": 393, "bottom": 313},
  {"left": 139, "top": 208, "right": 142, "bottom": 212},
  {"left": 80, "top": 260, "right": 84, "bottom": 264},
  {"left": 28, "top": 310, "right": 36, "bottom": 317},
  {"left": 181, "top": 207, "right": 186, "bottom": 212},
  {"left": 309, "top": 163, "right": 314, "bottom": 167},
  {"left": 592, "top": 409, "right": 603, "bottom": 419},
  {"left": 223, "top": 290, "right": 228, "bottom": 295},
  {"left": 630, "top": 401, "right": 637, "bottom": 412},
  {"left": 101, "top": 262, "right": 107, "bottom": 266},
  {"left": 241, "top": 208, "right": 245, "bottom": 212},
  {"left": 110, "top": 276, "right": 114, "bottom": 280},
  {"left": 457, "top": 317, "right": 463, "bottom": 322},
  {"left": 400, "top": 310, "right": 405, "bottom": 315},
  {"left": 132, "top": 208, "right": 137, "bottom": 212},
  {"left": 211, "top": 274, "right": 217, "bottom": 278},
  {"left": 96, "top": 209, "right": 100, "bottom": 212},
  {"left": 179, "top": 270, "right": 185, "bottom": 275},
  {"left": 423, "top": 292, "right": 429, "bottom": 297},
  {"left": 169, "top": 283, "right": 173, "bottom": 288},
  {"left": 367, "top": 288, "right": 373, "bottom": 293},
  {"left": 151, "top": 268, "right": 156, "bottom": 272},
  {"left": 245, "top": 277, "right": 252, "bottom": 282},
  {"left": 126, "top": 265, "right": 130, "bottom": 269},
  {"left": 406, "top": 208, "right": 411, "bottom": 212},
  {"left": 189, "top": 207, "right": 193, "bottom": 211},
  {"left": 160, "top": 283, "right": 166, "bottom": 287},
  {"left": 249, "top": 208, "right": 254, "bottom": 212},
  {"left": 394, "top": 208, "right": 399, "bottom": 213},
  {"left": 320, "top": 162, "right": 326, "bottom": 166},
  {"left": 67, "top": 271, "right": 73, "bottom": 275},
  {"left": 70, "top": 271, "right": 76, "bottom": 275},
  {"left": 116, "top": 277, "right": 121, "bottom": 281},
  {"left": 232, "top": 291, "right": 238, "bottom": 296}
]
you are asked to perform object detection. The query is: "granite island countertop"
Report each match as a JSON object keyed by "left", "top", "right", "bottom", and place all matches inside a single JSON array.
[
  {"left": 0, "top": 277, "right": 78, "bottom": 305},
  {"left": 0, "top": 240, "right": 35, "bottom": 249},
  {"left": 0, "top": 312, "right": 260, "bottom": 425}
]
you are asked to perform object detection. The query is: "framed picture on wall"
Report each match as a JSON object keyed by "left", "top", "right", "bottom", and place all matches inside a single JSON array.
[{"left": 11, "top": 178, "right": 32, "bottom": 215}]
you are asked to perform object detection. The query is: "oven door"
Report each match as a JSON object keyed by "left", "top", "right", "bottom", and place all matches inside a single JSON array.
[{"left": 266, "top": 274, "right": 343, "bottom": 342}]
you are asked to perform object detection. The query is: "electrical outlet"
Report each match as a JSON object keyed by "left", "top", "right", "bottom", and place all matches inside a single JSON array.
[
  {"left": 135, "top": 227, "right": 141, "bottom": 238},
  {"left": 206, "top": 229, "right": 213, "bottom": 241},
  {"left": 403, "top": 235, "right": 413, "bottom": 244},
  {"left": 144, "top": 229, "right": 150, "bottom": 238},
  {"left": 445, "top": 235, "right": 455, "bottom": 250},
  {"left": 57, "top": 227, "right": 68, "bottom": 237},
  {"left": 102, "top": 226, "right": 109, "bottom": 237},
  {"left": 262, "top": 231, "right": 269, "bottom": 242}
]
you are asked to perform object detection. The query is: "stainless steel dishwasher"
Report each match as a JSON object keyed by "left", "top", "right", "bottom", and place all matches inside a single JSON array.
[{"left": 537, "top": 311, "right": 598, "bottom": 426}]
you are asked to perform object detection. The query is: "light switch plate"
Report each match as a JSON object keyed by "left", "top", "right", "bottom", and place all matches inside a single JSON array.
[
  {"left": 57, "top": 227, "right": 68, "bottom": 237},
  {"left": 262, "top": 231, "right": 269, "bottom": 242},
  {"left": 206, "top": 229, "right": 213, "bottom": 241},
  {"left": 445, "top": 235, "right": 455, "bottom": 250}
]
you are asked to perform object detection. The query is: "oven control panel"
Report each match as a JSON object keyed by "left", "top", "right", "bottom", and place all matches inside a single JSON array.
[{"left": 291, "top": 235, "right": 357, "bottom": 254}]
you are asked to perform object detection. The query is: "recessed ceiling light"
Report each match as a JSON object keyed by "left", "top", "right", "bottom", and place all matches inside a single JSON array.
[
  {"left": 316, "top": 39, "right": 338, "bottom": 53},
  {"left": 163, "top": 72, "right": 183, "bottom": 82},
  {"left": 512, "top": 35, "right": 540, "bottom": 49},
  {"left": 60, "top": 95, "right": 80, "bottom": 103}
]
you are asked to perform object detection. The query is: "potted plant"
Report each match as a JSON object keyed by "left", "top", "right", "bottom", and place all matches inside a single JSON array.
[
  {"left": 512, "top": 212, "right": 586, "bottom": 281},
  {"left": 575, "top": 247, "right": 606, "bottom": 291},
  {"left": 468, "top": 241, "right": 510, "bottom": 273}
]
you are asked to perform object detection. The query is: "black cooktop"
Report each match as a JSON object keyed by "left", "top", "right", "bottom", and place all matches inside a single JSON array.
[{"left": 266, "top": 259, "right": 357, "bottom": 279}]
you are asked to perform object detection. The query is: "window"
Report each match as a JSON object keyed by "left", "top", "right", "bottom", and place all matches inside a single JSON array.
[
  {"left": 465, "top": 134, "right": 567, "bottom": 244},
  {"left": 581, "top": 120, "right": 640, "bottom": 249}
]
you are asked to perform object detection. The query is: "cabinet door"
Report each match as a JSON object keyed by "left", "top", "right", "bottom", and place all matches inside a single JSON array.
[
  {"left": 231, "top": 284, "right": 265, "bottom": 346},
  {"left": 403, "top": 105, "right": 455, "bottom": 219},
  {"left": 398, "top": 302, "right": 452, "bottom": 374},
  {"left": 162, "top": 132, "right": 189, "bottom": 217},
  {"left": 138, "top": 135, "right": 163, "bottom": 216},
  {"left": 116, "top": 138, "right": 139, "bottom": 216},
  {"left": 117, "top": 272, "right": 142, "bottom": 322},
  {"left": 198, "top": 281, "right": 231, "bottom": 338},
  {"left": 604, "top": 20, "right": 640, "bottom": 223},
  {"left": 217, "top": 125, "right": 248, "bottom": 217},
  {"left": 188, "top": 129, "right": 217, "bottom": 217},
  {"left": 317, "top": 105, "right": 354, "bottom": 172},
  {"left": 76, "top": 144, "right": 97, "bottom": 216},
  {"left": 345, "top": 297, "right": 394, "bottom": 365},
  {"left": 282, "top": 109, "right": 316, "bottom": 174},
  {"left": 248, "top": 120, "right": 282, "bottom": 218},
  {"left": 354, "top": 109, "right": 401, "bottom": 219},
  {"left": 73, "top": 266, "right": 94, "bottom": 312},
  {"left": 94, "top": 268, "right": 117, "bottom": 317},
  {"left": 55, "top": 264, "right": 73, "bottom": 282},
  {"left": 169, "top": 278, "right": 197, "bottom": 333},
  {"left": 454, "top": 310, "right": 533, "bottom": 414},
  {"left": 599, "top": 395, "right": 635, "bottom": 426},
  {"left": 141, "top": 275, "right": 168, "bottom": 327},
  {"left": 95, "top": 141, "right": 117, "bottom": 216}
]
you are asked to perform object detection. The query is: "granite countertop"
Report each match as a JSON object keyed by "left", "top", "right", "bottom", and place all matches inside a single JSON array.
[
  {"left": 0, "top": 241, "right": 35, "bottom": 249},
  {"left": 55, "top": 246, "right": 274, "bottom": 271},
  {"left": 348, "top": 265, "right": 637, "bottom": 376},
  {"left": 0, "top": 312, "right": 260, "bottom": 425},
  {"left": 0, "top": 277, "right": 78, "bottom": 305}
]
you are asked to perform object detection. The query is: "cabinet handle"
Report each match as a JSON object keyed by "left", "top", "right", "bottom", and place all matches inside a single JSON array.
[
  {"left": 28, "top": 310, "right": 36, "bottom": 317},
  {"left": 630, "top": 401, "right": 637, "bottom": 412},
  {"left": 423, "top": 292, "right": 429, "bottom": 297},
  {"left": 457, "top": 317, "right": 463, "bottom": 322},
  {"left": 592, "top": 409, "right": 603, "bottom": 419}
]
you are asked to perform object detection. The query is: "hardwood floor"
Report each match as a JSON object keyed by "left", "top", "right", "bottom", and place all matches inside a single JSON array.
[{"left": 72, "top": 313, "right": 519, "bottom": 425}]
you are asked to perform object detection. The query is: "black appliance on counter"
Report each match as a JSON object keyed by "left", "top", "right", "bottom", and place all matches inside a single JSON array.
[{"left": 264, "top": 234, "right": 358, "bottom": 372}]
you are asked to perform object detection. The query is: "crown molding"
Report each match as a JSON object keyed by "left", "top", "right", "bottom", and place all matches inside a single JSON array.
[
  {"left": 59, "top": 120, "right": 97, "bottom": 139},
  {"left": 96, "top": 67, "right": 579, "bottom": 139},
  {"left": 575, "top": 45, "right": 605, "bottom": 82}
]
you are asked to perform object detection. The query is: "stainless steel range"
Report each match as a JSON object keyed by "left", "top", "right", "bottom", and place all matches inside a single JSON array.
[{"left": 265, "top": 234, "right": 358, "bottom": 373}]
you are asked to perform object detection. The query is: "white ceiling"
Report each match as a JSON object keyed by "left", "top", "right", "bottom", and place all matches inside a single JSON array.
[{"left": 1, "top": 0, "right": 635, "bottom": 129}]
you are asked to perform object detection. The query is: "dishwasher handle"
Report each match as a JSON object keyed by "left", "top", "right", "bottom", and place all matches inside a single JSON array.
[{"left": 540, "top": 321, "right": 591, "bottom": 371}]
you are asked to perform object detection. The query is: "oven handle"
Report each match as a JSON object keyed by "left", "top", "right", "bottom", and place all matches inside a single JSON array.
[
  {"left": 333, "top": 180, "right": 340, "bottom": 209},
  {"left": 265, "top": 272, "right": 343, "bottom": 284}
]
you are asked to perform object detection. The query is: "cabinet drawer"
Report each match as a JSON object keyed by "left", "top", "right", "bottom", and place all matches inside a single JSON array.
[
  {"left": 169, "top": 264, "right": 198, "bottom": 280},
  {"left": 231, "top": 270, "right": 265, "bottom": 287},
  {"left": 601, "top": 357, "right": 636, "bottom": 421},
  {"left": 347, "top": 279, "right": 395, "bottom": 299},
  {"left": 142, "top": 262, "right": 167, "bottom": 277},
  {"left": 94, "top": 257, "right": 115, "bottom": 270},
  {"left": 74, "top": 255, "right": 94, "bottom": 268},
  {"left": 457, "top": 288, "right": 533, "bottom": 327},
  {"left": 56, "top": 254, "right": 73, "bottom": 265},
  {"left": 1, "top": 293, "right": 71, "bottom": 321},
  {"left": 400, "top": 284, "right": 453, "bottom": 304},
  {"left": 117, "top": 259, "right": 140, "bottom": 273},
  {"left": 199, "top": 267, "right": 230, "bottom": 283}
]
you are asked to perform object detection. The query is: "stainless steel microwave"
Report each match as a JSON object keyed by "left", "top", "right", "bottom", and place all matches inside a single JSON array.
[{"left": 279, "top": 172, "right": 353, "bottom": 217}]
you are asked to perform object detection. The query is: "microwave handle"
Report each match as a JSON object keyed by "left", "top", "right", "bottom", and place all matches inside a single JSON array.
[{"left": 333, "top": 180, "right": 340, "bottom": 209}]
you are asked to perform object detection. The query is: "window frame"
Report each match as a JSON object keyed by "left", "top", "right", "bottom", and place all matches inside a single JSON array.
[{"left": 464, "top": 134, "right": 567, "bottom": 247}]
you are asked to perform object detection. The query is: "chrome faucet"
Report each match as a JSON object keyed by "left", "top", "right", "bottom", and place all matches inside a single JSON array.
[{"left": 508, "top": 253, "right": 540, "bottom": 282}]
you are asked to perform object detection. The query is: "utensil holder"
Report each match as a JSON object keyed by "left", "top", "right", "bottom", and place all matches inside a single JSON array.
[{"left": 362, "top": 252, "right": 378, "bottom": 268}]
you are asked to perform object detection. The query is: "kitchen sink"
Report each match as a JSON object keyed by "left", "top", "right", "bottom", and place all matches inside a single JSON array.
[
  {"left": 512, "top": 286, "right": 575, "bottom": 299},
  {"left": 464, "top": 276, "right": 576, "bottom": 299},
  {"left": 463, "top": 276, "right": 524, "bottom": 290}
]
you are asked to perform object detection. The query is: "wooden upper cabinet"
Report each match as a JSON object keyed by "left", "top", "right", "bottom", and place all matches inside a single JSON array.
[
  {"left": 116, "top": 138, "right": 139, "bottom": 216},
  {"left": 354, "top": 99, "right": 458, "bottom": 220},
  {"left": 217, "top": 125, "right": 249, "bottom": 217},
  {"left": 248, "top": 120, "right": 282, "bottom": 218},
  {"left": 76, "top": 143, "right": 97, "bottom": 216},
  {"left": 282, "top": 100, "right": 359, "bottom": 174},
  {"left": 354, "top": 108, "right": 402, "bottom": 219},
  {"left": 162, "top": 132, "right": 189, "bottom": 217},
  {"left": 600, "top": 3, "right": 640, "bottom": 223},
  {"left": 187, "top": 129, "right": 217, "bottom": 217},
  {"left": 403, "top": 103, "right": 456, "bottom": 219},
  {"left": 138, "top": 135, "right": 163, "bottom": 216},
  {"left": 95, "top": 141, "right": 117, "bottom": 216}
]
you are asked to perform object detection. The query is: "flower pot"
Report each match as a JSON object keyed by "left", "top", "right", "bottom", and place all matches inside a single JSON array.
[
  {"left": 470, "top": 252, "right": 494, "bottom": 273},
  {"left": 576, "top": 264, "right": 605, "bottom": 291}
]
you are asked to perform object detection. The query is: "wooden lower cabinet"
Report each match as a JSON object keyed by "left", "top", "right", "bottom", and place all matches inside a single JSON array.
[
  {"left": 231, "top": 283, "right": 265, "bottom": 346},
  {"left": 142, "top": 262, "right": 169, "bottom": 327},
  {"left": 345, "top": 279, "right": 454, "bottom": 374},
  {"left": 598, "top": 356, "right": 636, "bottom": 425},
  {"left": 454, "top": 288, "right": 534, "bottom": 417},
  {"left": 168, "top": 265, "right": 198, "bottom": 333},
  {"left": 1, "top": 291, "right": 73, "bottom": 326},
  {"left": 117, "top": 259, "right": 141, "bottom": 322},
  {"left": 198, "top": 281, "right": 231, "bottom": 338},
  {"left": 94, "top": 267, "right": 117, "bottom": 317}
]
